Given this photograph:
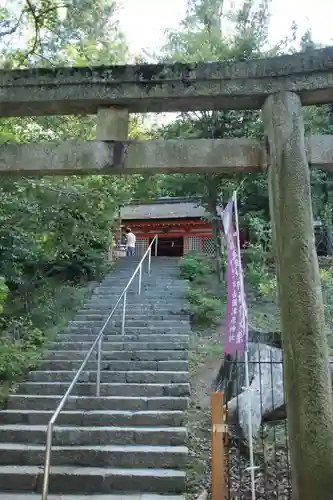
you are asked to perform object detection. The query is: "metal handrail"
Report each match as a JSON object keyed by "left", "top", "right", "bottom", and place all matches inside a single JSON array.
[{"left": 41, "top": 234, "right": 158, "bottom": 500}]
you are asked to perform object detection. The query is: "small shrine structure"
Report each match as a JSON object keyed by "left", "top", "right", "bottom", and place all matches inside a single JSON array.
[{"left": 120, "top": 198, "right": 214, "bottom": 257}]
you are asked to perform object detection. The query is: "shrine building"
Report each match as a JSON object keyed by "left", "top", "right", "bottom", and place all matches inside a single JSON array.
[{"left": 120, "top": 198, "right": 215, "bottom": 258}]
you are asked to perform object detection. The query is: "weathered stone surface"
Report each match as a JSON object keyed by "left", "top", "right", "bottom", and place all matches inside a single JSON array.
[
  {"left": 28, "top": 370, "right": 189, "bottom": 384},
  {"left": 0, "top": 443, "right": 187, "bottom": 468},
  {"left": 0, "top": 465, "right": 186, "bottom": 493},
  {"left": 0, "top": 409, "right": 185, "bottom": 427},
  {"left": 17, "top": 381, "right": 190, "bottom": 398},
  {"left": 0, "top": 424, "right": 187, "bottom": 446},
  {"left": 1, "top": 47, "right": 333, "bottom": 115},
  {"left": 264, "top": 92, "right": 333, "bottom": 500},
  {"left": 226, "top": 343, "right": 284, "bottom": 442},
  {"left": 96, "top": 107, "right": 129, "bottom": 141},
  {"left": 0, "top": 135, "right": 332, "bottom": 176},
  {"left": 37, "top": 359, "right": 188, "bottom": 372}
]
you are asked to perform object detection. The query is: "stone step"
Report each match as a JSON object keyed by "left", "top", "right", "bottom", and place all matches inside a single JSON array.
[
  {"left": 8, "top": 395, "right": 189, "bottom": 412},
  {"left": 42, "top": 350, "right": 188, "bottom": 361},
  {"left": 55, "top": 334, "right": 189, "bottom": 343},
  {"left": 0, "top": 443, "right": 187, "bottom": 469},
  {"left": 0, "top": 465, "right": 186, "bottom": 493},
  {"left": 68, "top": 320, "right": 189, "bottom": 328},
  {"left": 83, "top": 307, "right": 187, "bottom": 315},
  {"left": 28, "top": 370, "right": 189, "bottom": 384},
  {"left": 48, "top": 341, "right": 189, "bottom": 351},
  {"left": 93, "top": 285, "right": 185, "bottom": 292},
  {"left": 0, "top": 425, "right": 187, "bottom": 446},
  {"left": 17, "top": 382, "right": 191, "bottom": 398},
  {"left": 84, "top": 300, "right": 187, "bottom": 307},
  {"left": 74, "top": 314, "right": 188, "bottom": 321},
  {"left": 87, "top": 297, "right": 186, "bottom": 303},
  {"left": 0, "top": 409, "right": 185, "bottom": 427},
  {"left": 72, "top": 314, "right": 189, "bottom": 322},
  {"left": 90, "top": 291, "right": 186, "bottom": 297},
  {"left": 62, "top": 327, "right": 190, "bottom": 335},
  {"left": 102, "top": 291, "right": 186, "bottom": 297},
  {"left": 67, "top": 324, "right": 190, "bottom": 332},
  {"left": 0, "top": 494, "right": 185, "bottom": 500},
  {"left": 78, "top": 308, "right": 188, "bottom": 314},
  {"left": 38, "top": 360, "right": 188, "bottom": 372}
]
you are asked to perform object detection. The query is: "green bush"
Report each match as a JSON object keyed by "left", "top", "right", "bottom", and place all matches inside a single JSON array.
[
  {"left": 180, "top": 252, "right": 213, "bottom": 282},
  {"left": 246, "top": 261, "right": 266, "bottom": 287},
  {"left": 186, "top": 287, "right": 223, "bottom": 325},
  {"left": 0, "top": 338, "right": 41, "bottom": 383},
  {"left": 0, "top": 279, "right": 95, "bottom": 407},
  {"left": 259, "top": 275, "right": 277, "bottom": 298}
]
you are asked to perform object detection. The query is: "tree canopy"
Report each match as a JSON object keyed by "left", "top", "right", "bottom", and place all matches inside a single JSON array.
[{"left": 0, "top": 0, "right": 152, "bottom": 380}]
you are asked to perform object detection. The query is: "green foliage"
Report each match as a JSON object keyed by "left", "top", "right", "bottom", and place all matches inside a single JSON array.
[
  {"left": 245, "top": 240, "right": 276, "bottom": 299},
  {"left": 0, "top": 0, "right": 155, "bottom": 402},
  {"left": 0, "top": 280, "right": 95, "bottom": 406},
  {"left": 153, "top": 0, "right": 281, "bottom": 282},
  {"left": 246, "top": 261, "right": 266, "bottom": 287},
  {"left": 1, "top": 0, "right": 128, "bottom": 67},
  {"left": 0, "top": 333, "right": 41, "bottom": 383},
  {"left": 186, "top": 287, "right": 223, "bottom": 325},
  {"left": 245, "top": 215, "right": 272, "bottom": 253},
  {"left": 180, "top": 251, "right": 213, "bottom": 281},
  {"left": 0, "top": 278, "right": 9, "bottom": 314},
  {"left": 258, "top": 274, "right": 277, "bottom": 299},
  {"left": 180, "top": 252, "right": 224, "bottom": 326},
  {"left": 243, "top": 212, "right": 276, "bottom": 299}
]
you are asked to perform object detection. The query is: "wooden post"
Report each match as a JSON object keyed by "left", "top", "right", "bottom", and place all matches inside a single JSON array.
[
  {"left": 211, "top": 392, "right": 227, "bottom": 500},
  {"left": 263, "top": 92, "right": 333, "bottom": 500}
]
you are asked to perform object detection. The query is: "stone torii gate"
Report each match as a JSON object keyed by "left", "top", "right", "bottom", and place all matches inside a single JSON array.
[{"left": 1, "top": 46, "right": 333, "bottom": 500}]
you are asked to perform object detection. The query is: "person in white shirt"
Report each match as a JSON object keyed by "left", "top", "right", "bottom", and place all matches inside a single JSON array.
[{"left": 125, "top": 228, "right": 136, "bottom": 257}]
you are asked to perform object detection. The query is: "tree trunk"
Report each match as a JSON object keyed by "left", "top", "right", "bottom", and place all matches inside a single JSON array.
[
  {"left": 206, "top": 178, "right": 224, "bottom": 282},
  {"left": 263, "top": 92, "right": 333, "bottom": 500}
]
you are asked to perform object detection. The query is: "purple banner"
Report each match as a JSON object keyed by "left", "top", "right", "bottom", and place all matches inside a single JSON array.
[{"left": 221, "top": 198, "right": 247, "bottom": 355}]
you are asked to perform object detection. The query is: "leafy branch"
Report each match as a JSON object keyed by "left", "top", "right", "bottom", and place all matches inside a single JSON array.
[{"left": 0, "top": 0, "right": 67, "bottom": 56}]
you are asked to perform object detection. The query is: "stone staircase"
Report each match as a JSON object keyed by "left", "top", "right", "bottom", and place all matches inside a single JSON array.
[{"left": 0, "top": 257, "right": 190, "bottom": 499}]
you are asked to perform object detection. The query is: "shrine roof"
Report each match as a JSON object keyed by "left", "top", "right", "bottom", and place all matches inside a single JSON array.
[{"left": 121, "top": 199, "right": 209, "bottom": 220}]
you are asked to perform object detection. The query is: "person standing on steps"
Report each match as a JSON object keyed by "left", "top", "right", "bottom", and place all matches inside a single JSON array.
[{"left": 125, "top": 227, "right": 136, "bottom": 257}]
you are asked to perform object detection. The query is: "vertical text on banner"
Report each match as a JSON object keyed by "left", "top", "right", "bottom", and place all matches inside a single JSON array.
[{"left": 221, "top": 198, "right": 247, "bottom": 354}]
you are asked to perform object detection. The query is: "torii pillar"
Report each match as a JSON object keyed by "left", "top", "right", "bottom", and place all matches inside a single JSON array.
[{"left": 263, "top": 91, "right": 333, "bottom": 500}]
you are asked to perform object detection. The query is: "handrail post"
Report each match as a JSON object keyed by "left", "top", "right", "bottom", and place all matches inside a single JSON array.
[
  {"left": 96, "top": 335, "right": 103, "bottom": 397},
  {"left": 121, "top": 292, "right": 127, "bottom": 335},
  {"left": 148, "top": 247, "right": 152, "bottom": 275},
  {"left": 138, "top": 263, "right": 142, "bottom": 294},
  {"left": 155, "top": 235, "right": 158, "bottom": 257},
  {"left": 41, "top": 421, "right": 54, "bottom": 500}
]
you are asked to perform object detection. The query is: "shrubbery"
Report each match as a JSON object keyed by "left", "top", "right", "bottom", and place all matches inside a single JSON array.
[
  {"left": 180, "top": 252, "right": 224, "bottom": 326},
  {"left": 180, "top": 251, "right": 213, "bottom": 281},
  {"left": 186, "top": 288, "right": 223, "bottom": 325}
]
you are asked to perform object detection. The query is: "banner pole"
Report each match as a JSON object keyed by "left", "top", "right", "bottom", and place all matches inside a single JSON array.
[{"left": 232, "top": 190, "right": 256, "bottom": 500}]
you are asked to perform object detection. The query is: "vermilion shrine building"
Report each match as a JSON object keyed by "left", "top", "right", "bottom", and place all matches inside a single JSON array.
[{"left": 120, "top": 198, "right": 216, "bottom": 258}]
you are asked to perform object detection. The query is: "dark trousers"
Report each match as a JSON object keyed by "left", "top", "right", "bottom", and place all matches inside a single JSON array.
[{"left": 126, "top": 246, "right": 135, "bottom": 257}]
